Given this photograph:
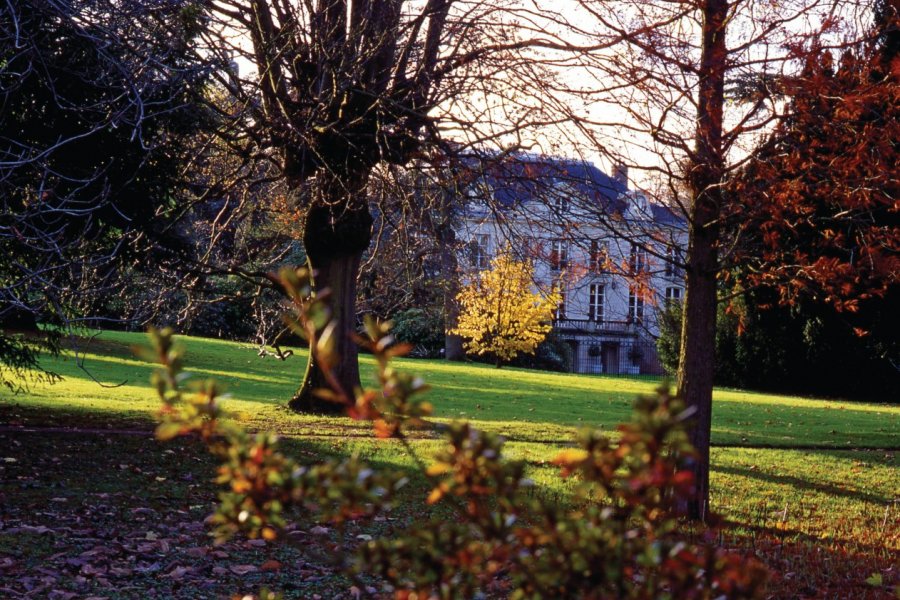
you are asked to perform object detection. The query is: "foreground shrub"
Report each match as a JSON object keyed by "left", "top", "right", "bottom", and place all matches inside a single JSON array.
[{"left": 150, "top": 267, "right": 767, "bottom": 599}]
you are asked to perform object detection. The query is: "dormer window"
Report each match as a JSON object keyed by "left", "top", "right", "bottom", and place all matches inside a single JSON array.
[
  {"left": 553, "top": 193, "right": 569, "bottom": 214},
  {"left": 623, "top": 190, "right": 651, "bottom": 220}
]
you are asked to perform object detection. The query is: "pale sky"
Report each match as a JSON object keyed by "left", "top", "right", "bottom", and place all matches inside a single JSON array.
[{"left": 222, "top": 0, "right": 869, "bottom": 193}]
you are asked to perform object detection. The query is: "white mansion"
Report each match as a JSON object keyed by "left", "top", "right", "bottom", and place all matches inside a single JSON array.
[{"left": 455, "top": 154, "right": 687, "bottom": 375}]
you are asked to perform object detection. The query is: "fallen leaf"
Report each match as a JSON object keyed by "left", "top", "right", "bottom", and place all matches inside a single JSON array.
[
  {"left": 81, "top": 564, "right": 108, "bottom": 577},
  {"left": 165, "top": 566, "right": 192, "bottom": 579},
  {"left": 260, "top": 560, "right": 282, "bottom": 572},
  {"left": 229, "top": 564, "right": 258, "bottom": 576}
]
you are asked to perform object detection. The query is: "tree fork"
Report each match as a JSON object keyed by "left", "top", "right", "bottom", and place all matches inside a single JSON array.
[{"left": 290, "top": 202, "right": 373, "bottom": 413}]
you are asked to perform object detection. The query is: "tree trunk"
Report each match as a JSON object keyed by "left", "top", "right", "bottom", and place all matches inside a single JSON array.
[
  {"left": 441, "top": 243, "right": 465, "bottom": 361},
  {"left": 444, "top": 299, "right": 465, "bottom": 360},
  {"left": 435, "top": 186, "right": 465, "bottom": 361},
  {"left": 676, "top": 0, "right": 728, "bottom": 523},
  {"left": 676, "top": 224, "right": 718, "bottom": 521},
  {"left": 289, "top": 202, "right": 373, "bottom": 413}
]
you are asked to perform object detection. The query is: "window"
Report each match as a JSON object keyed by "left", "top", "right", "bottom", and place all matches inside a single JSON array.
[
  {"left": 665, "top": 286, "right": 683, "bottom": 302},
  {"left": 590, "top": 239, "right": 608, "bottom": 272},
  {"left": 525, "top": 238, "right": 542, "bottom": 261},
  {"left": 554, "top": 288, "right": 567, "bottom": 320},
  {"left": 551, "top": 238, "right": 568, "bottom": 270},
  {"left": 628, "top": 287, "right": 644, "bottom": 324},
  {"left": 589, "top": 284, "right": 605, "bottom": 322},
  {"left": 553, "top": 193, "right": 569, "bottom": 214},
  {"left": 629, "top": 243, "right": 647, "bottom": 274},
  {"left": 665, "top": 246, "right": 683, "bottom": 278},
  {"left": 471, "top": 233, "right": 490, "bottom": 269}
]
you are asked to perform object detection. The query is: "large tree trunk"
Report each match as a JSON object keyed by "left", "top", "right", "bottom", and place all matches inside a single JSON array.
[
  {"left": 676, "top": 0, "right": 728, "bottom": 523},
  {"left": 289, "top": 202, "right": 373, "bottom": 413},
  {"left": 676, "top": 218, "right": 719, "bottom": 522}
]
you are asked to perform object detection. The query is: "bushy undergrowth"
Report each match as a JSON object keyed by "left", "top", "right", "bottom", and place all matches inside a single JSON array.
[
  {"left": 389, "top": 308, "right": 445, "bottom": 358},
  {"left": 151, "top": 268, "right": 768, "bottom": 599}
]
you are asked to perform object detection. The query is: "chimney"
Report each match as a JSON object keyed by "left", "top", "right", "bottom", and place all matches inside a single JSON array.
[{"left": 613, "top": 163, "right": 628, "bottom": 188}]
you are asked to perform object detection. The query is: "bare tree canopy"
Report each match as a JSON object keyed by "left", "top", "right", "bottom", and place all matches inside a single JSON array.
[{"left": 189, "top": 0, "right": 603, "bottom": 411}]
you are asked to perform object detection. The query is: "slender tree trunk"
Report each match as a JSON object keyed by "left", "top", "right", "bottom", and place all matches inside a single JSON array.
[
  {"left": 676, "top": 0, "right": 728, "bottom": 523},
  {"left": 439, "top": 234, "right": 465, "bottom": 361},
  {"left": 290, "top": 201, "right": 373, "bottom": 413},
  {"left": 434, "top": 186, "right": 465, "bottom": 361},
  {"left": 443, "top": 281, "right": 465, "bottom": 360}
]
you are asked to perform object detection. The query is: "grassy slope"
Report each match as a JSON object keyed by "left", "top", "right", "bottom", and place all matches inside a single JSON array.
[
  {"left": 1, "top": 330, "right": 898, "bottom": 596},
  {"left": 2, "top": 329, "right": 897, "bottom": 447}
]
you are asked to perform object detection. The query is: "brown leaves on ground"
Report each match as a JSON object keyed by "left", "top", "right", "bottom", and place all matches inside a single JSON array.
[{"left": 0, "top": 431, "right": 365, "bottom": 599}]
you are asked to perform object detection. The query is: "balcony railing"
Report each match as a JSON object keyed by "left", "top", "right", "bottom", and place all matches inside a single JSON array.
[{"left": 551, "top": 318, "right": 636, "bottom": 333}]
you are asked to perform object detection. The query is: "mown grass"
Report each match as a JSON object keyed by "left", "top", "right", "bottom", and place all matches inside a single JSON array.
[
  {"left": 2, "top": 329, "right": 897, "bottom": 447},
  {"left": 1, "top": 330, "right": 898, "bottom": 597}
]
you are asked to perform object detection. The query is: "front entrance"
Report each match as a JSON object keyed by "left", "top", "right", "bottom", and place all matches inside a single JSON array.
[
  {"left": 565, "top": 339, "right": 579, "bottom": 372},
  {"left": 602, "top": 342, "right": 620, "bottom": 375}
]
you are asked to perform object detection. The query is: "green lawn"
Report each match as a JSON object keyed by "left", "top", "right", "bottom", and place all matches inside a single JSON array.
[
  {"left": 2, "top": 329, "right": 897, "bottom": 447},
  {"left": 1, "top": 330, "right": 898, "bottom": 597}
]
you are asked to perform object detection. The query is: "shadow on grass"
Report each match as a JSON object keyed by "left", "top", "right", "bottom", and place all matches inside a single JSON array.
[
  {"left": 713, "top": 463, "right": 892, "bottom": 505},
  {"left": 0, "top": 401, "right": 157, "bottom": 430},
  {"left": 3, "top": 428, "right": 896, "bottom": 599}
]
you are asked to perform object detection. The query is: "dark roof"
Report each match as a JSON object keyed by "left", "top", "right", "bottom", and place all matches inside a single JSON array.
[
  {"left": 457, "top": 152, "right": 686, "bottom": 227},
  {"left": 473, "top": 153, "right": 628, "bottom": 213},
  {"left": 650, "top": 203, "right": 684, "bottom": 226}
]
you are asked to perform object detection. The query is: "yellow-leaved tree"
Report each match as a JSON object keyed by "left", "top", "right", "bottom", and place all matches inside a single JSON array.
[{"left": 452, "top": 252, "right": 560, "bottom": 367}]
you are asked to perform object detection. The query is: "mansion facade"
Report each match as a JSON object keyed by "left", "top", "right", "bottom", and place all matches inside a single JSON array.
[{"left": 455, "top": 155, "right": 687, "bottom": 375}]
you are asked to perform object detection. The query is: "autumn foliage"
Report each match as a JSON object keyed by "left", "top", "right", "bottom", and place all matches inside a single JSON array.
[
  {"left": 728, "top": 26, "right": 900, "bottom": 312},
  {"left": 150, "top": 267, "right": 767, "bottom": 599},
  {"left": 452, "top": 253, "right": 559, "bottom": 367}
]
